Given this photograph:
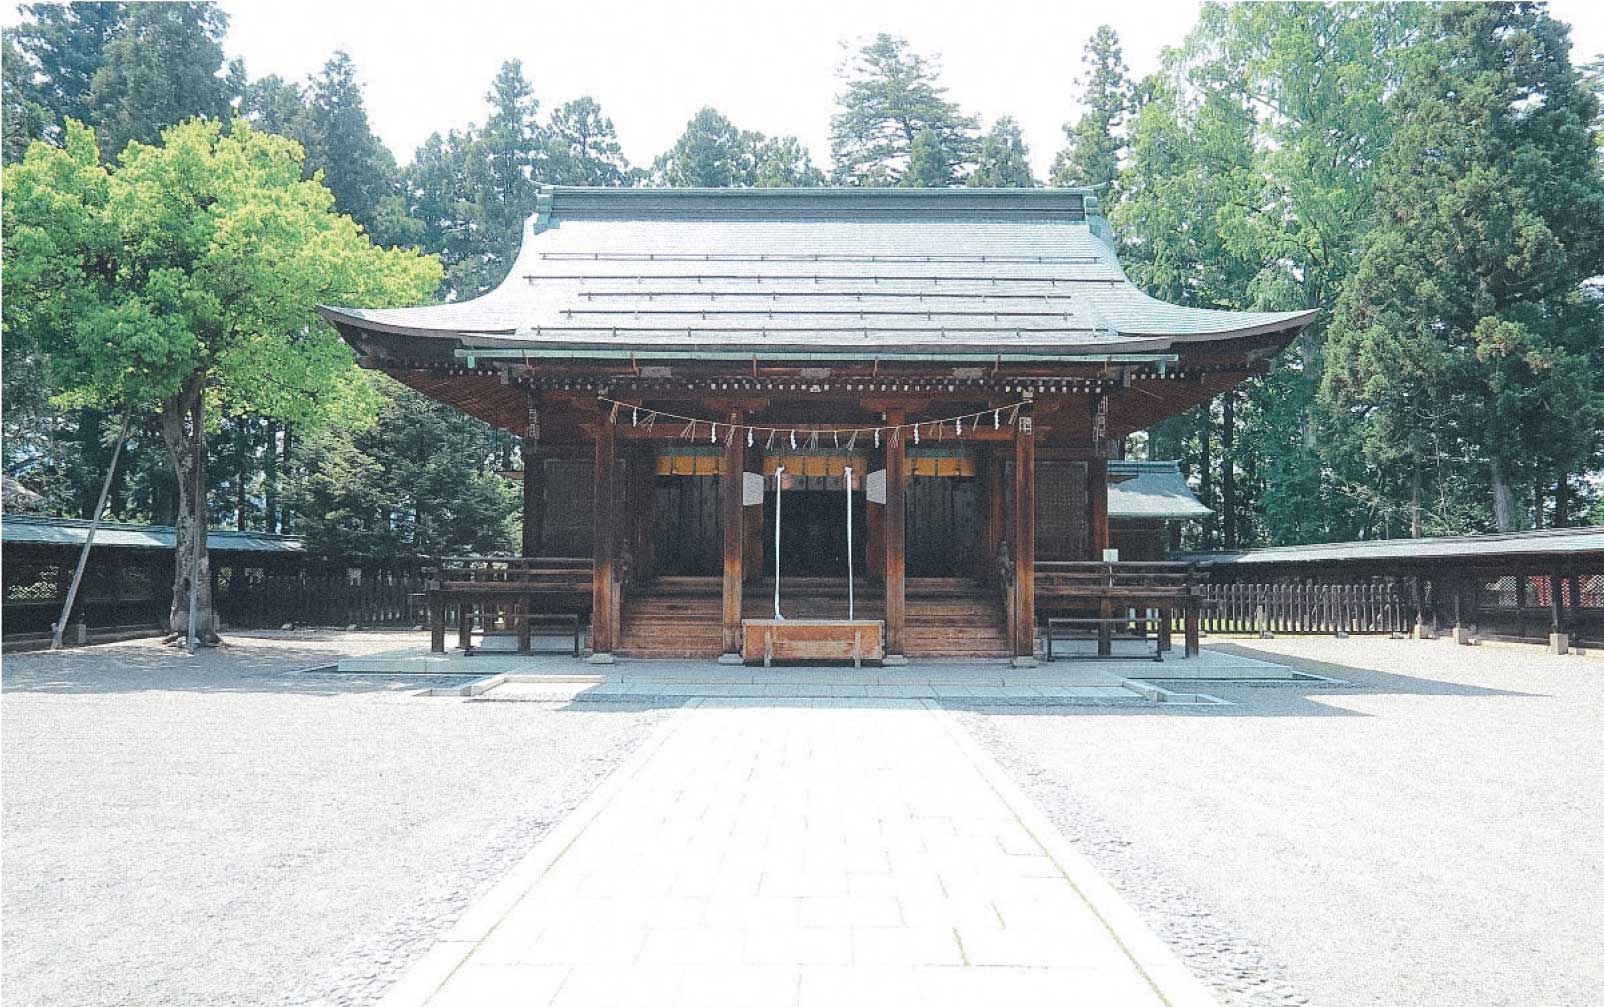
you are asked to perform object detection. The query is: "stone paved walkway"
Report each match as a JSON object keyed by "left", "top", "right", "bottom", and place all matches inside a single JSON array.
[{"left": 386, "top": 699, "right": 1211, "bottom": 1006}]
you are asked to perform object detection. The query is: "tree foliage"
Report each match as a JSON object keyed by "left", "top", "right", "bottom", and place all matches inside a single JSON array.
[
  {"left": 653, "top": 106, "right": 822, "bottom": 187},
  {"left": 85, "top": 2, "right": 235, "bottom": 157},
  {"left": 969, "top": 117, "right": 1035, "bottom": 187},
  {"left": 2, "top": 118, "right": 441, "bottom": 633},
  {"left": 1323, "top": 2, "right": 1604, "bottom": 532},
  {"left": 1050, "top": 25, "right": 1131, "bottom": 191},
  {"left": 830, "top": 34, "right": 979, "bottom": 185}
]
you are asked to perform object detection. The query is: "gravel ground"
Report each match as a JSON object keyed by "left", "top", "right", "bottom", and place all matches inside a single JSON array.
[
  {"left": 958, "top": 637, "right": 1604, "bottom": 1007},
  {"left": 1, "top": 631, "right": 673, "bottom": 1007}
]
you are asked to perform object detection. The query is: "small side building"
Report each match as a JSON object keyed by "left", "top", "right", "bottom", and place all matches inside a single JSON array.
[
  {"left": 1106, "top": 460, "right": 1212, "bottom": 561},
  {"left": 1, "top": 515, "right": 306, "bottom": 644}
]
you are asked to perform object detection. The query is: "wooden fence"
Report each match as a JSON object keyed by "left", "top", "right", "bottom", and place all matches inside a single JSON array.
[
  {"left": 215, "top": 571, "right": 430, "bottom": 629},
  {"left": 1198, "top": 579, "right": 1410, "bottom": 636}
]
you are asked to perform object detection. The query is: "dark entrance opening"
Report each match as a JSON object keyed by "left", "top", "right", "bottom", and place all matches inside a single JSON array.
[{"left": 763, "top": 490, "right": 867, "bottom": 578}]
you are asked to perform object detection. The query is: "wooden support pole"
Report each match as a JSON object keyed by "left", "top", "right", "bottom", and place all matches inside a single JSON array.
[
  {"left": 520, "top": 438, "right": 544, "bottom": 558},
  {"left": 981, "top": 446, "right": 1005, "bottom": 581},
  {"left": 1088, "top": 456, "right": 1110, "bottom": 560},
  {"left": 884, "top": 408, "right": 907, "bottom": 658},
  {"left": 1012, "top": 411, "right": 1037, "bottom": 659},
  {"left": 591, "top": 404, "right": 617, "bottom": 656},
  {"left": 721, "top": 408, "right": 745, "bottom": 656}
]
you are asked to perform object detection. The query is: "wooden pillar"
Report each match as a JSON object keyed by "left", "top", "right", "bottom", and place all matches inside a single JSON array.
[
  {"left": 1012, "top": 412, "right": 1036, "bottom": 659},
  {"left": 720, "top": 409, "right": 744, "bottom": 656},
  {"left": 884, "top": 409, "right": 907, "bottom": 658},
  {"left": 590, "top": 406, "right": 617, "bottom": 656},
  {"left": 520, "top": 439, "right": 544, "bottom": 558},
  {"left": 980, "top": 446, "right": 1005, "bottom": 581},
  {"left": 1088, "top": 457, "right": 1110, "bottom": 560}
]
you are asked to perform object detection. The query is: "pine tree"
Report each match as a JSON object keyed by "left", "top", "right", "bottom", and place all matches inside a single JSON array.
[
  {"left": 2, "top": 33, "right": 50, "bottom": 164},
  {"left": 6, "top": 1, "right": 126, "bottom": 147},
  {"left": 546, "top": 97, "right": 634, "bottom": 186},
  {"left": 831, "top": 34, "right": 979, "bottom": 185},
  {"left": 654, "top": 107, "right": 754, "bottom": 187},
  {"left": 900, "top": 128, "right": 953, "bottom": 188},
  {"left": 1050, "top": 26, "right": 1130, "bottom": 191},
  {"left": 240, "top": 73, "right": 308, "bottom": 138},
  {"left": 751, "top": 136, "right": 825, "bottom": 187},
  {"left": 86, "top": 2, "right": 232, "bottom": 157},
  {"left": 302, "top": 52, "right": 404, "bottom": 240},
  {"left": 969, "top": 117, "right": 1035, "bottom": 187},
  {"left": 1323, "top": 3, "right": 1604, "bottom": 532}
]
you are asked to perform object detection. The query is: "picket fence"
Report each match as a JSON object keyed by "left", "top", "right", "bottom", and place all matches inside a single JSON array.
[{"left": 1198, "top": 579, "right": 1411, "bottom": 636}]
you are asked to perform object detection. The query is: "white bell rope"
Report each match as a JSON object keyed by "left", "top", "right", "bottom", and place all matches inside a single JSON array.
[
  {"left": 773, "top": 465, "right": 785, "bottom": 620},
  {"left": 844, "top": 466, "right": 854, "bottom": 621}
]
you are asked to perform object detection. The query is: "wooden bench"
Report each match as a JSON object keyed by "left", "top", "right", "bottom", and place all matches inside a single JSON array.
[
  {"left": 1045, "top": 615, "right": 1165, "bottom": 662},
  {"left": 464, "top": 613, "right": 582, "bottom": 657},
  {"left": 428, "top": 557, "right": 593, "bottom": 654},
  {"left": 1036, "top": 562, "right": 1202, "bottom": 658},
  {"left": 741, "top": 619, "right": 885, "bottom": 667}
]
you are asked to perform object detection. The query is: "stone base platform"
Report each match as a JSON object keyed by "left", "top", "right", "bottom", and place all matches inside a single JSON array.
[{"left": 328, "top": 645, "right": 1301, "bottom": 705}]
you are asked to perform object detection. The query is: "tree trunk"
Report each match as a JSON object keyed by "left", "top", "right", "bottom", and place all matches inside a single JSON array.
[
  {"left": 157, "top": 374, "right": 220, "bottom": 644},
  {"left": 263, "top": 420, "right": 278, "bottom": 534},
  {"left": 278, "top": 425, "right": 294, "bottom": 534},
  {"left": 1198, "top": 406, "right": 1214, "bottom": 549},
  {"left": 1410, "top": 458, "right": 1422, "bottom": 539},
  {"left": 1489, "top": 456, "right": 1517, "bottom": 532},
  {"left": 1221, "top": 390, "right": 1237, "bottom": 550},
  {"left": 1554, "top": 471, "right": 1569, "bottom": 528},
  {"left": 236, "top": 421, "right": 249, "bottom": 532}
]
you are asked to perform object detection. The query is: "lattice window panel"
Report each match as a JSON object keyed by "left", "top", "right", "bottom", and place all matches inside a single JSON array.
[
  {"left": 1577, "top": 573, "right": 1603, "bottom": 610},
  {"left": 1483, "top": 575, "right": 1518, "bottom": 609},
  {"left": 6, "top": 564, "right": 63, "bottom": 602}
]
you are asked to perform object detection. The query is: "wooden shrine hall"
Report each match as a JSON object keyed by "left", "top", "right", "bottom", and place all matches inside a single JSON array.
[{"left": 320, "top": 187, "right": 1315, "bottom": 663}]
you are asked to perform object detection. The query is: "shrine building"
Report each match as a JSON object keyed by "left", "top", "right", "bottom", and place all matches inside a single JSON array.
[{"left": 320, "top": 187, "right": 1315, "bottom": 663}]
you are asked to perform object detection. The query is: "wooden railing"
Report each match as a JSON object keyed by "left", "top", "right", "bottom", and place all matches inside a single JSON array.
[
  {"left": 1197, "top": 579, "right": 1409, "bottom": 636},
  {"left": 1034, "top": 561, "right": 1202, "bottom": 658},
  {"left": 216, "top": 571, "right": 429, "bottom": 629}
]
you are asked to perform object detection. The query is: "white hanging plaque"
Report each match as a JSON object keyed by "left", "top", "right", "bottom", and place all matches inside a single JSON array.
[
  {"left": 865, "top": 469, "right": 887, "bottom": 505},
  {"left": 742, "top": 471, "right": 765, "bottom": 506}
]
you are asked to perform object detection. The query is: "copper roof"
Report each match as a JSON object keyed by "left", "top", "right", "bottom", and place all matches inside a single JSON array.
[{"left": 321, "top": 187, "right": 1317, "bottom": 361}]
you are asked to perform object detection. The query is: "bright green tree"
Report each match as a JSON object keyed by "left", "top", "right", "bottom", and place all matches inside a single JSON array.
[
  {"left": 1050, "top": 26, "right": 1130, "bottom": 192},
  {"left": 2, "top": 119, "right": 441, "bottom": 639},
  {"left": 1324, "top": 3, "right": 1604, "bottom": 533},
  {"left": 831, "top": 34, "right": 979, "bottom": 185},
  {"left": 86, "top": 2, "right": 235, "bottom": 156},
  {"left": 969, "top": 117, "right": 1035, "bottom": 188}
]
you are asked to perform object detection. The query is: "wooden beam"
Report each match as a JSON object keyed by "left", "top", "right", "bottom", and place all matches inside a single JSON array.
[
  {"left": 591, "top": 404, "right": 617, "bottom": 655},
  {"left": 1013, "top": 412, "right": 1037, "bottom": 658},
  {"left": 520, "top": 439, "right": 544, "bottom": 558},
  {"left": 721, "top": 408, "right": 745, "bottom": 655},
  {"left": 883, "top": 408, "right": 907, "bottom": 658}
]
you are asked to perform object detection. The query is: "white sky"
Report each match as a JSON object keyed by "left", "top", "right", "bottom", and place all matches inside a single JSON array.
[{"left": 9, "top": 1, "right": 1604, "bottom": 177}]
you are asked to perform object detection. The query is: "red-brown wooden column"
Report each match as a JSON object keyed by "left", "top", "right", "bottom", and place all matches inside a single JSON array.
[
  {"left": 520, "top": 439, "right": 544, "bottom": 558},
  {"left": 590, "top": 405, "right": 617, "bottom": 658},
  {"left": 1088, "top": 457, "right": 1110, "bottom": 559},
  {"left": 720, "top": 409, "right": 745, "bottom": 657},
  {"left": 883, "top": 409, "right": 907, "bottom": 660},
  {"left": 1012, "top": 412, "right": 1036, "bottom": 661},
  {"left": 981, "top": 445, "right": 1005, "bottom": 581}
]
